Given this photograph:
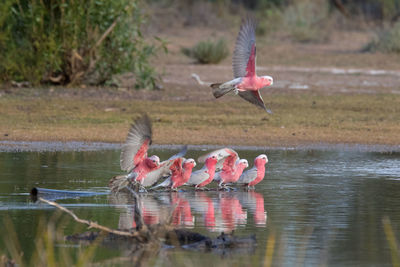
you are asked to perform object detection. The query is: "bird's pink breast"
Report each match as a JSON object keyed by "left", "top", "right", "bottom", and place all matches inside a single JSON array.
[
  {"left": 248, "top": 160, "right": 266, "bottom": 186},
  {"left": 237, "top": 76, "right": 266, "bottom": 91}
]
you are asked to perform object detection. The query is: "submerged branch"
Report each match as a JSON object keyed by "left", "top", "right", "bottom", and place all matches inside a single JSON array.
[{"left": 38, "top": 197, "right": 139, "bottom": 238}]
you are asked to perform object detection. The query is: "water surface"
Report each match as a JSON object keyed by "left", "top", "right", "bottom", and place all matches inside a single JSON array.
[{"left": 0, "top": 148, "right": 399, "bottom": 266}]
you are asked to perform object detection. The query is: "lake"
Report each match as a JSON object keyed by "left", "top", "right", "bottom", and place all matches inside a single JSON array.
[{"left": 0, "top": 146, "right": 400, "bottom": 266}]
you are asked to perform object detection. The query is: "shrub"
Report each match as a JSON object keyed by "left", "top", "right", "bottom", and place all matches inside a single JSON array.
[
  {"left": 364, "top": 22, "right": 400, "bottom": 53},
  {"left": 282, "top": 0, "right": 330, "bottom": 43},
  {"left": 182, "top": 39, "right": 229, "bottom": 64},
  {"left": 0, "top": 0, "right": 163, "bottom": 89}
]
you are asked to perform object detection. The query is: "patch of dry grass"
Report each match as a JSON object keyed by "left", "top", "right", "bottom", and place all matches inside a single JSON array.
[{"left": 0, "top": 90, "right": 399, "bottom": 146}]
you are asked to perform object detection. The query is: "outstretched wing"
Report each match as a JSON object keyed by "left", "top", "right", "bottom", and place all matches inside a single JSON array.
[
  {"left": 170, "top": 157, "right": 184, "bottom": 174},
  {"left": 142, "top": 151, "right": 186, "bottom": 187},
  {"left": 232, "top": 17, "right": 257, "bottom": 78},
  {"left": 198, "top": 148, "right": 239, "bottom": 171},
  {"left": 141, "top": 162, "right": 171, "bottom": 187},
  {"left": 221, "top": 149, "right": 239, "bottom": 173},
  {"left": 120, "top": 114, "right": 152, "bottom": 172},
  {"left": 168, "top": 145, "right": 188, "bottom": 161},
  {"left": 238, "top": 91, "right": 272, "bottom": 113}
]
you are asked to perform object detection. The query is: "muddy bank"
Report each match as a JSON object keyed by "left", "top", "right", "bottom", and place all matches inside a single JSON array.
[{"left": 1, "top": 140, "right": 399, "bottom": 153}]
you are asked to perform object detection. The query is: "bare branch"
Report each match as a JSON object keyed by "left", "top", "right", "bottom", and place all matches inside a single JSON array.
[{"left": 38, "top": 197, "right": 140, "bottom": 238}]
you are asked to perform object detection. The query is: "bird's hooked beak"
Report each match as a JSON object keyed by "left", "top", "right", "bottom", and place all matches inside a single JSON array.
[{"left": 149, "top": 155, "right": 160, "bottom": 166}]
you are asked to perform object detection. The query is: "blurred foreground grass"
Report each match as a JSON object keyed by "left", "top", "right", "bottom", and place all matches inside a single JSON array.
[
  {"left": 1, "top": 213, "right": 400, "bottom": 266},
  {"left": 0, "top": 89, "right": 399, "bottom": 146}
]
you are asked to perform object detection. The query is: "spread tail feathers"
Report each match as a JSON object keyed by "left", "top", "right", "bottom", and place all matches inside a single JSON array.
[
  {"left": 211, "top": 83, "right": 236, "bottom": 98},
  {"left": 109, "top": 175, "right": 130, "bottom": 192}
]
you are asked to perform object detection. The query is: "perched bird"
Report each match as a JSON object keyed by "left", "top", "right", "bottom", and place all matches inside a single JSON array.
[
  {"left": 215, "top": 159, "right": 249, "bottom": 188},
  {"left": 151, "top": 158, "right": 197, "bottom": 190},
  {"left": 212, "top": 148, "right": 249, "bottom": 188},
  {"left": 211, "top": 17, "right": 274, "bottom": 113},
  {"left": 237, "top": 154, "right": 268, "bottom": 189},
  {"left": 109, "top": 114, "right": 187, "bottom": 192},
  {"left": 186, "top": 154, "right": 219, "bottom": 189},
  {"left": 139, "top": 149, "right": 187, "bottom": 188}
]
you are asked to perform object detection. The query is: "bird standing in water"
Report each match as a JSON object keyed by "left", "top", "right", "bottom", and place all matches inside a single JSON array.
[
  {"left": 211, "top": 148, "right": 249, "bottom": 189},
  {"left": 151, "top": 158, "right": 197, "bottom": 190},
  {"left": 237, "top": 154, "right": 268, "bottom": 189},
  {"left": 187, "top": 155, "right": 219, "bottom": 189},
  {"left": 211, "top": 18, "right": 274, "bottom": 113}
]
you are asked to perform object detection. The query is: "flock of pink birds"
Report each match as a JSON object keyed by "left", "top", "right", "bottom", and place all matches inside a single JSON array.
[
  {"left": 109, "top": 17, "right": 273, "bottom": 192},
  {"left": 109, "top": 114, "right": 268, "bottom": 192}
]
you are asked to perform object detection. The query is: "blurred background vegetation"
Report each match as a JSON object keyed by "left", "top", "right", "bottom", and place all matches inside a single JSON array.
[
  {"left": 1, "top": 0, "right": 400, "bottom": 88},
  {"left": 0, "top": 0, "right": 165, "bottom": 89}
]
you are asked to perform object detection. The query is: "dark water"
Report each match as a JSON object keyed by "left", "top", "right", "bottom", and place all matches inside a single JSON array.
[{"left": 0, "top": 148, "right": 400, "bottom": 266}]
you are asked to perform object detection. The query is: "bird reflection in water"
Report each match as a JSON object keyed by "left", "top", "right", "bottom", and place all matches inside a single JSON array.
[
  {"left": 219, "top": 192, "right": 247, "bottom": 231},
  {"left": 109, "top": 190, "right": 267, "bottom": 231},
  {"left": 170, "top": 192, "right": 195, "bottom": 227}
]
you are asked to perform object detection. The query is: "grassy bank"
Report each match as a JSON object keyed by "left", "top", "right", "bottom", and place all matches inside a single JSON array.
[{"left": 0, "top": 89, "right": 399, "bottom": 147}]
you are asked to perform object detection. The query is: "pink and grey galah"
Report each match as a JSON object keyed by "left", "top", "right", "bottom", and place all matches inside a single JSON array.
[
  {"left": 237, "top": 154, "right": 268, "bottom": 189},
  {"left": 212, "top": 148, "right": 249, "bottom": 188},
  {"left": 109, "top": 114, "right": 187, "bottom": 192},
  {"left": 186, "top": 154, "right": 220, "bottom": 189},
  {"left": 152, "top": 158, "right": 197, "bottom": 190},
  {"left": 211, "top": 17, "right": 274, "bottom": 113}
]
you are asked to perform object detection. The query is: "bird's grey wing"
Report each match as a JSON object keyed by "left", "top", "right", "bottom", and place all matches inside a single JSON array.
[
  {"left": 167, "top": 145, "right": 188, "bottom": 161},
  {"left": 233, "top": 17, "right": 257, "bottom": 78},
  {"left": 141, "top": 163, "right": 171, "bottom": 187},
  {"left": 237, "top": 167, "right": 258, "bottom": 184},
  {"left": 151, "top": 177, "right": 172, "bottom": 190},
  {"left": 238, "top": 91, "right": 272, "bottom": 113},
  {"left": 187, "top": 168, "right": 209, "bottom": 185},
  {"left": 198, "top": 148, "right": 237, "bottom": 164},
  {"left": 120, "top": 114, "right": 152, "bottom": 172}
]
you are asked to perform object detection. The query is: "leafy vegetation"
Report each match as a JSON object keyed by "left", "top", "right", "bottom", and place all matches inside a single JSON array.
[
  {"left": 364, "top": 22, "right": 400, "bottom": 53},
  {"left": 0, "top": 0, "right": 164, "bottom": 89},
  {"left": 257, "top": 1, "right": 330, "bottom": 43},
  {"left": 282, "top": 1, "right": 330, "bottom": 43},
  {"left": 182, "top": 39, "right": 229, "bottom": 64}
]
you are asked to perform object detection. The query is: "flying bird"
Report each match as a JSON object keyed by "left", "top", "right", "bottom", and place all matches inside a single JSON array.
[
  {"left": 211, "top": 17, "right": 274, "bottom": 113},
  {"left": 237, "top": 154, "right": 268, "bottom": 189},
  {"left": 109, "top": 114, "right": 187, "bottom": 192}
]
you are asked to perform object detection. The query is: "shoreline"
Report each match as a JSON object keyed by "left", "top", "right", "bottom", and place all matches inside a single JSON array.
[{"left": 1, "top": 140, "right": 399, "bottom": 153}]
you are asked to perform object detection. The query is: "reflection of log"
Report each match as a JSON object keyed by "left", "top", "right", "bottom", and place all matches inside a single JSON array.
[{"left": 66, "top": 229, "right": 257, "bottom": 255}]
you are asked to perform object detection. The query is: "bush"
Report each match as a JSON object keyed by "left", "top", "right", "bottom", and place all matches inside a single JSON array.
[
  {"left": 0, "top": 0, "right": 163, "bottom": 89},
  {"left": 364, "top": 22, "right": 400, "bottom": 53},
  {"left": 182, "top": 39, "right": 229, "bottom": 64},
  {"left": 282, "top": 0, "right": 330, "bottom": 43}
]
